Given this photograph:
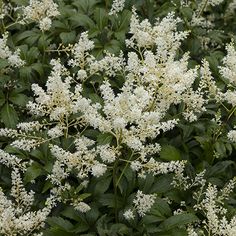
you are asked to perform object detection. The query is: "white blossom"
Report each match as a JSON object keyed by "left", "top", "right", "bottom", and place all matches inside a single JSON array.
[
  {"left": 73, "top": 202, "right": 91, "bottom": 213},
  {"left": 123, "top": 209, "right": 135, "bottom": 220},
  {"left": 109, "top": 0, "right": 125, "bottom": 15},
  {"left": 133, "top": 190, "right": 156, "bottom": 217},
  {"left": 0, "top": 33, "right": 25, "bottom": 68},
  {"left": 91, "top": 163, "right": 107, "bottom": 177},
  {"left": 219, "top": 42, "right": 236, "bottom": 85},
  {"left": 0, "top": 169, "right": 55, "bottom": 235},
  {"left": 227, "top": 130, "right": 236, "bottom": 143},
  {"left": 22, "top": 0, "right": 60, "bottom": 31}
]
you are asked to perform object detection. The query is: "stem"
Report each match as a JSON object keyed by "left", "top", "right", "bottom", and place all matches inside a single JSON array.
[
  {"left": 220, "top": 101, "right": 229, "bottom": 112},
  {"left": 227, "top": 105, "right": 236, "bottom": 121},
  {"left": 113, "top": 158, "right": 119, "bottom": 222},
  {"left": 116, "top": 151, "right": 134, "bottom": 188},
  {"left": 42, "top": 31, "right": 46, "bottom": 63},
  {"left": 197, "top": 0, "right": 209, "bottom": 18}
]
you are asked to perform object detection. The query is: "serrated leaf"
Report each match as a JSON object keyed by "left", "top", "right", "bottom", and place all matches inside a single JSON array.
[
  {"left": 60, "top": 31, "right": 76, "bottom": 44},
  {"left": 9, "top": 92, "right": 29, "bottom": 106},
  {"left": 110, "top": 223, "right": 130, "bottom": 234},
  {"left": 62, "top": 206, "right": 82, "bottom": 222},
  {"left": 159, "top": 213, "right": 198, "bottom": 231},
  {"left": 0, "top": 59, "right": 9, "bottom": 69},
  {"left": 150, "top": 174, "right": 173, "bottom": 193},
  {"left": 142, "top": 215, "right": 165, "bottom": 225},
  {"left": 93, "top": 174, "right": 112, "bottom": 195},
  {"left": 14, "top": 30, "right": 37, "bottom": 43},
  {"left": 24, "top": 163, "right": 43, "bottom": 183},
  {"left": 94, "top": 8, "right": 108, "bottom": 30},
  {"left": 85, "top": 205, "right": 100, "bottom": 223},
  {"left": 97, "top": 133, "right": 113, "bottom": 145},
  {"left": 1, "top": 103, "right": 18, "bottom": 128},
  {"left": 150, "top": 198, "right": 172, "bottom": 218},
  {"left": 0, "top": 90, "right": 5, "bottom": 107},
  {"left": 70, "top": 14, "right": 95, "bottom": 28},
  {"left": 72, "top": 0, "right": 98, "bottom": 14},
  {"left": 160, "top": 145, "right": 181, "bottom": 161},
  {"left": 47, "top": 217, "right": 74, "bottom": 231}
]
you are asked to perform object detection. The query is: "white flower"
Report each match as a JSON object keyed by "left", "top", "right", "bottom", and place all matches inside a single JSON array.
[
  {"left": 133, "top": 190, "right": 156, "bottom": 217},
  {"left": 22, "top": 0, "right": 60, "bottom": 31},
  {"left": 39, "top": 17, "right": 52, "bottom": 31},
  {"left": 227, "top": 130, "right": 236, "bottom": 143},
  {"left": 69, "top": 32, "right": 94, "bottom": 67},
  {"left": 97, "top": 144, "right": 117, "bottom": 163},
  {"left": 207, "top": 0, "right": 224, "bottom": 7},
  {"left": 0, "top": 168, "right": 54, "bottom": 235},
  {"left": 74, "top": 202, "right": 91, "bottom": 213},
  {"left": 47, "top": 126, "right": 64, "bottom": 138},
  {"left": 219, "top": 43, "right": 236, "bottom": 85},
  {"left": 91, "top": 164, "right": 107, "bottom": 177},
  {"left": 123, "top": 209, "right": 135, "bottom": 220},
  {"left": 109, "top": 0, "right": 125, "bottom": 15},
  {"left": 0, "top": 33, "right": 25, "bottom": 68},
  {"left": 77, "top": 69, "right": 87, "bottom": 81}
]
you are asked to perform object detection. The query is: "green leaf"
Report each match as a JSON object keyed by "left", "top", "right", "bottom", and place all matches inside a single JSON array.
[
  {"left": 206, "top": 161, "right": 234, "bottom": 177},
  {"left": 97, "top": 133, "right": 113, "bottom": 145},
  {"left": 160, "top": 145, "right": 181, "bottom": 161},
  {"left": 159, "top": 213, "right": 199, "bottom": 231},
  {"left": 9, "top": 92, "right": 29, "bottom": 106},
  {"left": 70, "top": 14, "right": 95, "bottom": 28},
  {"left": 117, "top": 10, "right": 132, "bottom": 31},
  {"left": 88, "top": 93, "right": 103, "bottom": 104},
  {"left": 0, "top": 90, "right": 5, "bottom": 107},
  {"left": 74, "top": 222, "right": 90, "bottom": 233},
  {"left": 1, "top": 103, "right": 18, "bottom": 128},
  {"left": 150, "top": 198, "right": 172, "bottom": 218},
  {"left": 85, "top": 204, "right": 100, "bottom": 224},
  {"left": 47, "top": 217, "right": 74, "bottom": 231},
  {"left": 92, "top": 174, "right": 112, "bottom": 195},
  {"left": 13, "top": 30, "right": 37, "bottom": 44},
  {"left": 98, "top": 193, "right": 116, "bottom": 208},
  {"left": 142, "top": 215, "right": 165, "bottom": 225},
  {"left": 150, "top": 174, "right": 173, "bottom": 193},
  {"left": 62, "top": 206, "right": 82, "bottom": 221},
  {"left": 0, "top": 59, "right": 9, "bottom": 69},
  {"left": 180, "top": 7, "right": 193, "bottom": 20},
  {"left": 214, "top": 141, "right": 226, "bottom": 157},
  {"left": 31, "top": 63, "right": 44, "bottom": 77},
  {"left": 60, "top": 31, "right": 76, "bottom": 44},
  {"left": 72, "top": 0, "right": 98, "bottom": 14},
  {"left": 94, "top": 8, "right": 108, "bottom": 30},
  {"left": 110, "top": 223, "right": 130, "bottom": 234},
  {"left": 24, "top": 163, "right": 43, "bottom": 183},
  {"left": 43, "top": 229, "right": 75, "bottom": 236}
]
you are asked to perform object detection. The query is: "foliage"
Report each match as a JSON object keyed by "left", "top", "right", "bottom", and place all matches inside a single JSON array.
[{"left": 0, "top": 0, "right": 236, "bottom": 235}]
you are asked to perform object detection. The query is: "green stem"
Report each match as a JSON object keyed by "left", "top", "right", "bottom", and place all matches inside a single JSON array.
[
  {"left": 113, "top": 158, "right": 119, "bottom": 222},
  {"left": 197, "top": 0, "right": 209, "bottom": 18},
  {"left": 227, "top": 105, "right": 236, "bottom": 121},
  {"left": 42, "top": 31, "right": 46, "bottom": 63},
  {"left": 116, "top": 151, "right": 134, "bottom": 188}
]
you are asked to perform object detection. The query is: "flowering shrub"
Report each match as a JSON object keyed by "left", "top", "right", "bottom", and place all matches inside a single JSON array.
[{"left": 0, "top": 0, "right": 236, "bottom": 235}]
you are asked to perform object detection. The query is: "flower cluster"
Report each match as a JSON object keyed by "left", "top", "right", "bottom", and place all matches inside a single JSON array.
[
  {"left": 0, "top": 168, "right": 55, "bottom": 236},
  {"left": 124, "top": 190, "right": 157, "bottom": 219},
  {"left": 191, "top": 178, "right": 236, "bottom": 236},
  {"left": 22, "top": 0, "right": 60, "bottom": 31},
  {"left": 0, "top": 10, "right": 211, "bottom": 193},
  {"left": 0, "top": 33, "right": 25, "bottom": 68},
  {"left": 109, "top": 0, "right": 125, "bottom": 16},
  {"left": 1, "top": 8, "right": 233, "bottom": 232}
]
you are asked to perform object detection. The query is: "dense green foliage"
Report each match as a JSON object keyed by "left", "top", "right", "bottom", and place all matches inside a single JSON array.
[{"left": 0, "top": 0, "right": 236, "bottom": 235}]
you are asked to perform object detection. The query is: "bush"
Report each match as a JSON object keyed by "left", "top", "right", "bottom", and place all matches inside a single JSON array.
[{"left": 0, "top": 0, "right": 236, "bottom": 235}]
